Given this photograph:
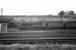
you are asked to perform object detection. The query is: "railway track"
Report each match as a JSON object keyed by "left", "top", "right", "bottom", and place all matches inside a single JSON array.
[{"left": 0, "top": 30, "right": 76, "bottom": 44}]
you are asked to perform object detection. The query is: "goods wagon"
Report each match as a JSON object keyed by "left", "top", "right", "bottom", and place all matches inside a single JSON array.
[{"left": 18, "top": 22, "right": 76, "bottom": 30}]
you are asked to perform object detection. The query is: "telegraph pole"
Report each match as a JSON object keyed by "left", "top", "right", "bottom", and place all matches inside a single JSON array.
[
  {"left": 0, "top": 8, "right": 7, "bottom": 32},
  {"left": 1, "top": 8, "right": 3, "bottom": 16}
]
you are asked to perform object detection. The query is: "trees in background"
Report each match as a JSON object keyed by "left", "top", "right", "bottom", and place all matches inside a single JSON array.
[
  {"left": 0, "top": 16, "right": 10, "bottom": 23},
  {"left": 58, "top": 10, "right": 76, "bottom": 22},
  {"left": 68, "top": 11, "right": 75, "bottom": 15},
  {"left": 58, "top": 11, "right": 65, "bottom": 22},
  {"left": 58, "top": 11, "right": 65, "bottom": 16},
  {"left": 58, "top": 11, "right": 76, "bottom": 21},
  {"left": 58, "top": 10, "right": 75, "bottom": 16}
]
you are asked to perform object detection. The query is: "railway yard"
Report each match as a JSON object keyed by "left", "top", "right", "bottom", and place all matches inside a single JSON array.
[{"left": 0, "top": 15, "right": 76, "bottom": 50}]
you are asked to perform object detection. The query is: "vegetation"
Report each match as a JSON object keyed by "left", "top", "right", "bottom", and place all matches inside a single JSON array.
[
  {"left": 0, "top": 16, "right": 17, "bottom": 28},
  {"left": 58, "top": 10, "right": 76, "bottom": 17},
  {"left": 0, "top": 45, "right": 74, "bottom": 50},
  {"left": 58, "top": 11, "right": 65, "bottom": 16},
  {"left": 0, "top": 10, "right": 76, "bottom": 30}
]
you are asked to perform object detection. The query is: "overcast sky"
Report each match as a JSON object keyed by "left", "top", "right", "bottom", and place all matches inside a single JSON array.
[{"left": 0, "top": 0, "right": 76, "bottom": 15}]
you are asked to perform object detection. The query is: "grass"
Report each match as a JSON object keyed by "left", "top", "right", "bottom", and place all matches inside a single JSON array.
[{"left": 0, "top": 44, "right": 76, "bottom": 50}]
